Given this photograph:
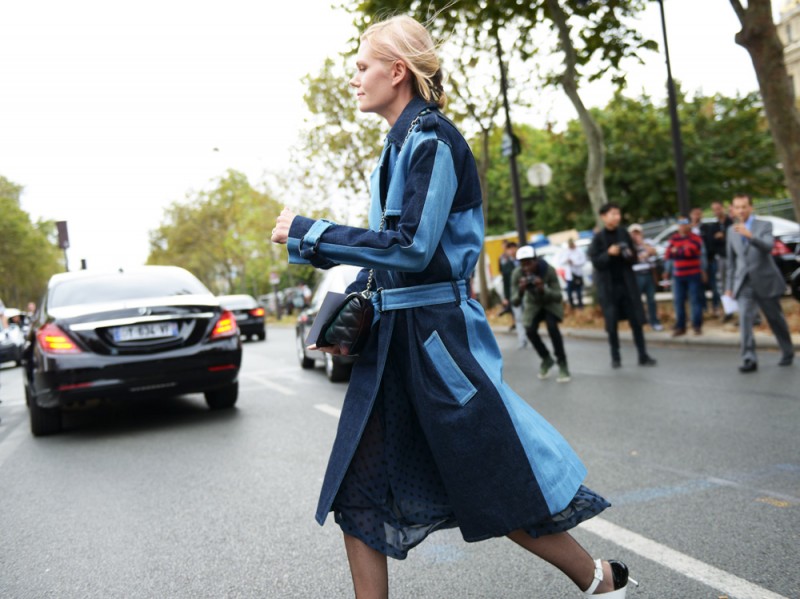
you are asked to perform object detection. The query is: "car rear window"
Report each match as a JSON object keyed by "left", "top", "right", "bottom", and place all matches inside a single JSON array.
[
  {"left": 219, "top": 296, "right": 257, "bottom": 310},
  {"left": 48, "top": 270, "right": 211, "bottom": 308}
]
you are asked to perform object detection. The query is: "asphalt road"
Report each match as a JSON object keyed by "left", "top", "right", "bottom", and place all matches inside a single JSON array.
[{"left": 0, "top": 326, "right": 797, "bottom": 598}]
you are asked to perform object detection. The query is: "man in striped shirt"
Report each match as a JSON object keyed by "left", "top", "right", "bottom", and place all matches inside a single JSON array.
[{"left": 665, "top": 217, "right": 705, "bottom": 336}]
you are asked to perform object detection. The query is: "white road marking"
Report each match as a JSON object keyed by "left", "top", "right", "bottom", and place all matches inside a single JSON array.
[
  {"left": 0, "top": 417, "right": 29, "bottom": 471},
  {"left": 581, "top": 517, "right": 789, "bottom": 599},
  {"left": 314, "top": 404, "right": 341, "bottom": 418},
  {"left": 239, "top": 373, "right": 296, "bottom": 396}
]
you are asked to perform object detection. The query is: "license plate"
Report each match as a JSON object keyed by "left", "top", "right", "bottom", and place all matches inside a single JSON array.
[
  {"left": 234, "top": 313, "right": 248, "bottom": 320},
  {"left": 112, "top": 322, "right": 179, "bottom": 342}
]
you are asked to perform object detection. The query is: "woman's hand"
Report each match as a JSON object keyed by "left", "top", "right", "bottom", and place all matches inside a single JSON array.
[{"left": 271, "top": 208, "right": 296, "bottom": 244}]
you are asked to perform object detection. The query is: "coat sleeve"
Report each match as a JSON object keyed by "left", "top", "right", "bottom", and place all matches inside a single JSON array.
[
  {"left": 285, "top": 138, "right": 458, "bottom": 273},
  {"left": 588, "top": 235, "right": 610, "bottom": 270},
  {"left": 542, "top": 268, "right": 563, "bottom": 304},
  {"left": 749, "top": 220, "right": 775, "bottom": 254}
]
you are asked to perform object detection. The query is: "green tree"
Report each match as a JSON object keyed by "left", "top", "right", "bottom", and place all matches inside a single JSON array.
[
  {"left": 147, "top": 170, "right": 313, "bottom": 295},
  {"left": 0, "top": 176, "right": 63, "bottom": 307},
  {"left": 479, "top": 91, "right": 784, "bottom": 233}
]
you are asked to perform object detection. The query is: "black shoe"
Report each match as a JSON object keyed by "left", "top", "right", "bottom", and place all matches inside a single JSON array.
[
  {"left": 778, "top": 355, "right": 794, "bottom": 367},
  {"left": 739, "top": 359, "right": 758, "bottom": 373},
  {"left": 638, "top": 355, "right": 657, "bottom": 366},
  {"left": 611, "top": 358, "right": 622, "bottom": 369}
]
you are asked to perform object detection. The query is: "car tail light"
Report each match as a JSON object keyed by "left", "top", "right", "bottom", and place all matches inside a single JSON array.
[
  {"left": 210, "top": 310, "right": 238, "bottom": 339},
  {"left": 772, "top": 239, "right": 790, "bottom": 256},
  {"left": 37, "top": 323, "right": 83, "bottom": 354},
  {"left": 249, "top": 307, "right": 265, "bottom": 317}
]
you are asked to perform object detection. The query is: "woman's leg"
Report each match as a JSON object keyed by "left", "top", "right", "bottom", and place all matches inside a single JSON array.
[
  {"left": 507, "top": 529, "right": 615, "bottom": 594},
  {"left": 343, "top": 533, "right": 389, "bottom": 599}
]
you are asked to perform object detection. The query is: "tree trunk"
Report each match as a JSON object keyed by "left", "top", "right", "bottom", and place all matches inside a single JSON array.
[
  {"left": 545, "top": 0, "right": 608, "bottom": 226},
  {"left": 731, "top": 0, "right": 800, "bottom": 221},
  {"left": 476, "top": 127, "right": 491, "bottom": 309}
]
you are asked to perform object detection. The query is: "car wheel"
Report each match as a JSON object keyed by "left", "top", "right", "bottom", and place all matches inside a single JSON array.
[
  {"left": 324, "top": 353, "right": 351, "bottom": 383},
  {"left": 204, "top": 382, "right": 238, "bottom": 410},
  {"left": 257, "top": 331, "right": 266, "bottom": 341},
  {"left": 297, "top": 332, "right": 315, "bottom": 369},
  {"left": 28, "top": 393, "right": 62, "bottom": 437}
]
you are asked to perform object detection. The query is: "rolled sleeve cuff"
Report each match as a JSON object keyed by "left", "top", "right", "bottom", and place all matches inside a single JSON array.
[{"left": 299, "top": 219, "right": 336, "bottom": 259}]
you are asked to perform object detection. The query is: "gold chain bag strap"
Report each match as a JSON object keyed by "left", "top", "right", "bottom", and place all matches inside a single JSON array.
[{"left": 318, "top": 112, "right": 427, "bottom": 356}]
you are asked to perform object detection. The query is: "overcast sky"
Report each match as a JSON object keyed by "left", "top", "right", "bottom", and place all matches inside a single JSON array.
[{"left": 0, "top": 0, "right": 786, "bottom": 271}]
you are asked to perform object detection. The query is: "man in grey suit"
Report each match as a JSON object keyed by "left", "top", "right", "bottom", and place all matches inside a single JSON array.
[{"left": 725, "top": 193, "right": 794, "bottom": 372}]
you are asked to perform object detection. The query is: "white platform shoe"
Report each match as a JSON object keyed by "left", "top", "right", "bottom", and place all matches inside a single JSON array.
[{"left": 583, "top": 559, "right": 638, "bottom": 598}]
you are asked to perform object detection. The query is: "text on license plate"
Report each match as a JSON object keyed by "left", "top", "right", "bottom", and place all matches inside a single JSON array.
[{"left": 113, "top": 322, "right": 179, "bottom": 342}]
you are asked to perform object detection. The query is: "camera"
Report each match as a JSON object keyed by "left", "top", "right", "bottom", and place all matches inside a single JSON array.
[
  {"left": 523, "top": 273, "right": 542, "bottom": 290},
  {"left": 617, "top": 241, "right": 633, "bottom": 259}
]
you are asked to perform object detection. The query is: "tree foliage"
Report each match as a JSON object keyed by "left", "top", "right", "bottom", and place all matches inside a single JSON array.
[
  {"left": 479, "top": 91, "right": 784, "bottom": 235},
  {"left": 0, "top": 175, "right": 63, "bottom": 307},
  {"left": 147, "top": 170, "right": 315, "bottom": 295}
]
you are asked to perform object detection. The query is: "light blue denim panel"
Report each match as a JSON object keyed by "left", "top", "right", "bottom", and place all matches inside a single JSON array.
[{"left": 423, "top": 331, "right": 477, "bottom": 407}]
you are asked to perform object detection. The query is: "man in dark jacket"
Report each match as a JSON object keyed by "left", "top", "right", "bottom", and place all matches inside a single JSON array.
[
  {"left": 511, "top": 245, "right": 570, "bottom": 382},
  {"left": 588, "top": 203, "right": 657, "bottom": 369}
]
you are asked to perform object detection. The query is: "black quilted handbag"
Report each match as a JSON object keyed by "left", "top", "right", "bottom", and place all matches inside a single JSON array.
[{"left": 319, "top": 290, "right": 375, "bottom": 356}]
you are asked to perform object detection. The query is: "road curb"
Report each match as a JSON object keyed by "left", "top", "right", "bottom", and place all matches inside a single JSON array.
[{"left": 493, "top": 326, "right": 800, "bottom": 350}]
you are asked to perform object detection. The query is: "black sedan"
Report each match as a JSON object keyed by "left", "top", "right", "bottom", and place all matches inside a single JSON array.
[
  {"left": 23, "top": 266, "right": 242, "bottom": 436},
  {"left": 217, "top": 294, "right": 266, "bottom": 341}
]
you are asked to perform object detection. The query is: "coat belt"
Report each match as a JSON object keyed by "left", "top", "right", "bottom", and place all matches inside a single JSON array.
[{"left": 374, "top": 280, "right": 469, "bottom": 312}]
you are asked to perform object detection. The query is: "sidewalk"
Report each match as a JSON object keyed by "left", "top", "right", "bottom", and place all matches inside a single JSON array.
[
  {"left": 492, "top": 312, "right": 800, "bottom": 350},
  {"left": 561, "top": 325, "right": 800, "bottom": 350}
]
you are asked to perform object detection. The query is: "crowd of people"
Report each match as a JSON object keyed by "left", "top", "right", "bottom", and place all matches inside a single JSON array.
[{"left": 499, "top": 195, "right": 795, "bottom": 377}]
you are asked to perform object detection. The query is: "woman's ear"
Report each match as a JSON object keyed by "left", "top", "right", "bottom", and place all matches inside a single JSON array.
[{"left": 390, "top": 60, "right": 409, "bottom": 88}]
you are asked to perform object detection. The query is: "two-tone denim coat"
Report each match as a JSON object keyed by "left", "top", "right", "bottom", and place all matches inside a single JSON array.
[{"left": 286, "top": 97, "right": 588, "bottom": 544}]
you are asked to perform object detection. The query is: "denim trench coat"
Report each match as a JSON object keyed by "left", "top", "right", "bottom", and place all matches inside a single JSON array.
[{"left": 286, "top": 97, "right": 588, "bottom": 545}]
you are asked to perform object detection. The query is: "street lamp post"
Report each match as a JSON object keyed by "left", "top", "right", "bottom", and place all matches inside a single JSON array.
[
  {"left": 494, "top": 28, "right": 527, "bottom": 246},
  {"left": 657, "top": 0, "right": 690, "bottom": 217}
]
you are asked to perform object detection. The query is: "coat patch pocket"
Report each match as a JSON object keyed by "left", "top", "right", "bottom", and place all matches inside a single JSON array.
[{"left": 423, "top": 331, "right": 477, "bottom": 407}]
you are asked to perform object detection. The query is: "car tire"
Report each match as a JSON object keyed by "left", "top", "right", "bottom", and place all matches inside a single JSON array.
[
  {"left": 297, "top": 333, "right": 315, "bottom": 369},
  {"left": 28, "top": 392, "right": 62, "bottom": 437},
  {"left": 257, "top": 331, "right": 266, "bottom": 341},
  {"left": 204, "top": 382, "right": 238, "bottom": 410},
  {"left": 325, "top": 353, "right": 351, "bottom": 383}
]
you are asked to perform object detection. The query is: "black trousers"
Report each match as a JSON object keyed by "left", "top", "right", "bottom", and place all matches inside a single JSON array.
[
  {"left": 605, "top": 286, "right": 647, "bottom": 361},
  {"left": 526, "top": 310, "right": 567, "bottom": 364}
]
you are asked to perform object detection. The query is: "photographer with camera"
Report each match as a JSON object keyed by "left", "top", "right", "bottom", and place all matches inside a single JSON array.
[
  {"left": 588, "top": 203, "right": 657, "bottom": 369},
  {"left": 511, "top": 245, "right": 571, "bottom": 382}
]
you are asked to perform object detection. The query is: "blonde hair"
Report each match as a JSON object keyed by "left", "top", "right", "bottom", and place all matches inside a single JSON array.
[{"left": 361, "top": 15, "right": 447, "bottom": 109}]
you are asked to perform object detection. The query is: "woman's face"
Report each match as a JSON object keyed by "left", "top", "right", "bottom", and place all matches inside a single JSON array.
[{"left": 350, "top": 41, "right": 398, "bottom": 118}]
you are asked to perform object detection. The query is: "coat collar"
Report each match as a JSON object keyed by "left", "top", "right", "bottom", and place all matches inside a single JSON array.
[{"left": 386, "top": 96, "right": 438, "bottom": 148}]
